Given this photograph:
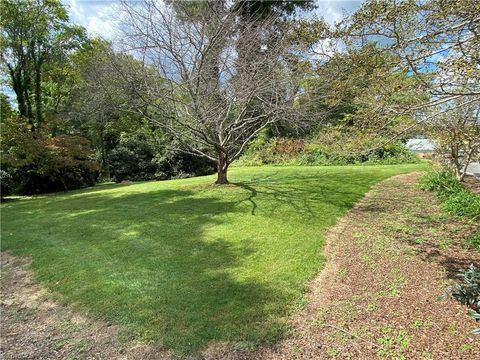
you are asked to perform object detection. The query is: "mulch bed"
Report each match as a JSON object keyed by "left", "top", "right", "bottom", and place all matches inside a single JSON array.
[
  {"left": 464, "top": 175, "right": 480, "bottom": 194},
  {"left": 2, "top": 172, "right": 479, "bottom": 359}
]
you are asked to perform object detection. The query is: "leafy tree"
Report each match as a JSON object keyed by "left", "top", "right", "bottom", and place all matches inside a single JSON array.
[
  {"left": 297, "top": 42, "right": 422, "bottom": 154},
  {"left": 0, "top": 116, "right": 98, "bottom": 194},
  {"left": 0, "top": 0, "right": 86, "bottom": 129},
  {"left": 328, "top": 0, "right": 480, "bottom": 178},
  {"left": 63, "top": 39, "right": 163, "bottom": 178},
  {"left": 338, "top": 0, "right": 480, "bottom": 121},
  {"left": 0, "top": 92, "right": 16, "bottom": 120}
]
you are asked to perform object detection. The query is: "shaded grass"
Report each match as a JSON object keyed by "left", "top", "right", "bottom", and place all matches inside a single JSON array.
[{"left": 1, "top": 164, "right": 425, "bottom": 354}]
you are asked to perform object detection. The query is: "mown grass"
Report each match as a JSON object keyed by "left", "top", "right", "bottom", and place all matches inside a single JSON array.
[{"left": 1, "top": 164, "right": 425, "bottom": 354}]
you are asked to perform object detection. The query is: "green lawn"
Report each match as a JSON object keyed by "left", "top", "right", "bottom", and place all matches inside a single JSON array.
[{"left": 1, "top": 164, "right": 425, "bottom": 353}]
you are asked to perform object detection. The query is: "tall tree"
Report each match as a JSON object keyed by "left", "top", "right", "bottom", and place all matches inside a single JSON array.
[
  {"left": 0, "top": 92, "right": 16, "bottom": 120},
  {"left": 0, "top": 0, "right": 86, "bottom": 129},
  {"left": 120, "top": 0, "right": 305, "bottom": 184},
  {"left": 326, "top": 0, "right": 480, "bottom": 175},
  {"left": 66, "top": 39, "right": 153, "bottom": 178}
]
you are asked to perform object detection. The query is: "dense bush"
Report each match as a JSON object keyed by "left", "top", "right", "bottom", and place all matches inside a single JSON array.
[
  {"left": 418, "top": 171, "right": 465, "bottom": 198},
  {"left": 237, "top": 130, "right": 418, "bottom": 166},
  {"left": 0, "top": 169, "right": 14, "bottom": 198},
  {"left": 108, "top": 133, "right": 158, "bottom": 182},
  {"left": 442, "top": 190, "right": 480, "bottom": 220},
  {"left": 419, "top": 171, "right": 480, "bottom": 220},
  {"left": 154, "top": 151, "right": 216, "bottom": 180},
  {"left": 1, "top": 118, "right": 99, "bottom": 195},
  {"left": 299, "top": 141, "right": 417, "bottom": 166},
  {"left": 108, "top": 132, "right": 215, "bottom": 183}
]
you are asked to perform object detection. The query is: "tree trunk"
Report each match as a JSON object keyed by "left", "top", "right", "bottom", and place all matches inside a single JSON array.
[
  {"left": 24, "top": 77, "right": 34, "bottom": 126},
  {"left": 458, "top": 146, "right": 474, "bottom": 182},
  {"left": 34, "top": 63, "right": 43, "bottom": 127},
  {"left": 11, "top": 71, "right": 27, "bottom": 118},
  {"left": 215, "top": 152, "right": 229, "bottom": 185},
  {"left": 454, "top": 165, "right": 463, "bottom": 181},
  {"left": 451, "top": 144, "right": 462, "bottom": 181}
]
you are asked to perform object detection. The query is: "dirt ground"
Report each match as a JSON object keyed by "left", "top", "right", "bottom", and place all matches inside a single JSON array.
[
  {"left": 464, "top": 175, "right": 480, "bottom": 194},
  {"left": 1, "top": 172, "right": 479, "bottom": 359},
  {"left": 0, "top": 253, "right": 169, "bottom": 360}
]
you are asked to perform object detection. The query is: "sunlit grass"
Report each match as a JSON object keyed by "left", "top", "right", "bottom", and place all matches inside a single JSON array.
[{"left": 1, "top": 164, "right": 425, "bottom": 353}]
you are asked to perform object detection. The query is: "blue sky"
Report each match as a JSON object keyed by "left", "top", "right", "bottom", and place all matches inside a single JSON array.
[{"left": 63, "top": 0, "right": 364, "bottom": 39}]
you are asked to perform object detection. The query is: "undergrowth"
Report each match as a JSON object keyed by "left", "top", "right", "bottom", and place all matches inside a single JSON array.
[{"left": 419, "top": 171, "right": 480, "bottom": 220}]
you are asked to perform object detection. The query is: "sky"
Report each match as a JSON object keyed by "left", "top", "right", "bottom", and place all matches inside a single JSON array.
[{"left": 63, "top": 0, "right": 364, "bottom": 39}]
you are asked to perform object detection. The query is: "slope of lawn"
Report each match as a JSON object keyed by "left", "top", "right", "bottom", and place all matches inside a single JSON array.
[{"left": 1, "top": 164, "right": 425, "bottom": 354}]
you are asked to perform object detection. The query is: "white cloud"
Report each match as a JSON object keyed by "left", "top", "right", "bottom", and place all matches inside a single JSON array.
[
  {"left": 315, "top": 0, "right": 363, "bottom": 25},
  {"left": 68, "top": 0, "right": 84, "bottom": 19},
  {"left": 63, "top": 0, "right": 119, "bottom": 39}
]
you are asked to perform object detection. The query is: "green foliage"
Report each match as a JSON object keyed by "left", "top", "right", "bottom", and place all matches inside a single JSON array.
[
  {"left": 0, "top": 0, "right": 87, "bottom": 126},
  {"left": 1, "top": 117, "right": 98, "bottom": 194},
  {"left": 419, "top": 171, "right": 480, "bottom": 220},
  {"left": 0, "top": 164, "right": 423, "bottom": 354},
  {"left": 0, "top": 170, "right": 14, "bottom": 198},
  {"left": 418, "top": 171, "right": 465, "bottom": 198},
  {"left": 300, "top": 141, "right": 417, "bottom": 166},
  {"left": 440, "top": 265, "right": 480, "bottom": 335},
  {"left": 377, "top": 327, "right": 411, "bottom": 360},
  {"left": 107, "top": 131, "right": 215, "bottom": 183},
  {"left": 237, "top": 132, "right": 418, "bottom": 167},
  {"left": 442, "top": 190, "right": 480, "bottom": 220},
  {"left": 107, "top": 132, "right": 158, "bottom": 183},
  {"left": 465, "top": 232, "right": 480, "bottom": 251},
  {"left": 0, "top": 93, "right": 16, "bottom": 119},
  {"left": 154, "top": 150, "right": 216, "bottom": 181}
]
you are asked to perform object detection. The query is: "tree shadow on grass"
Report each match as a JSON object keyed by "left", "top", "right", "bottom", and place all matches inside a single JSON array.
[
  {"left": 232, "top": 172, "right": 384, "bottom": 217},
  {"left": 1, "top": 169, "right": 404, "bottom": 354},
  {"left": 1, "top": 188, "right": 290, "bottom": 354}
]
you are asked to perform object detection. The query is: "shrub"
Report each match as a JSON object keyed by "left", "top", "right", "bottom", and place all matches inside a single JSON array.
[
  {"left": 1, "top": 118, "right": 99, "bottom": 194},
  {"left": 154, "top": 151, "right": 215, "bottom": 180},
  {"left": 237, "top": 128, "right": 418, "bottom": 167},
  {"left": 0, "top": 169, "right": 14, "bottom": 198},
  {"left": 419, "top": 171, "right": 480, "bottom": 220},
  {"left": 418, "top": 171, "right": 465, "bottom": 198},
  {"left": 108, "top": 134, "right": 157, "bottom": 183},
  {"left": 108, "top": 132, "right": 216, "bottom": 183},
  {"left": 365, "top": 142, "right": 418, "bottom": 165},
  {"left": 465, "top": 232, "right": 480, "bottom": 251},
  {"left": 273, "top": 138, "right": 305, "bottom": 156},
  {"left": 440, "top": 265, "right": 480, "bottom": 335},
  {"left": 442, "top": 190, "right": 480, "bottom": 220}
]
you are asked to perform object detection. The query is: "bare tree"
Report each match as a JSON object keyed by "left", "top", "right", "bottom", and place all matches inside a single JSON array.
[
  {"left": 424, "top": 99, "right": 480, "bottom": 181},
  {"left": 116, "top": 0, "right": 300, "bottom": 184}
]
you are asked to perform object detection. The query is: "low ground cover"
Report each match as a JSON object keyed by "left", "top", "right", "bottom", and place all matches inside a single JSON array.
[
  {"left": 419, "top": 171, "right": 480, "bottom": 222},
  {"left": 1, "top": 164, "right": 423, "bottom": 354}
]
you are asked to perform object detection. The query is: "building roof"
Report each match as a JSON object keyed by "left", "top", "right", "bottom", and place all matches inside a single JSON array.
[{"left": 406, "top": 138, "right": 436, "bottom": 152}]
